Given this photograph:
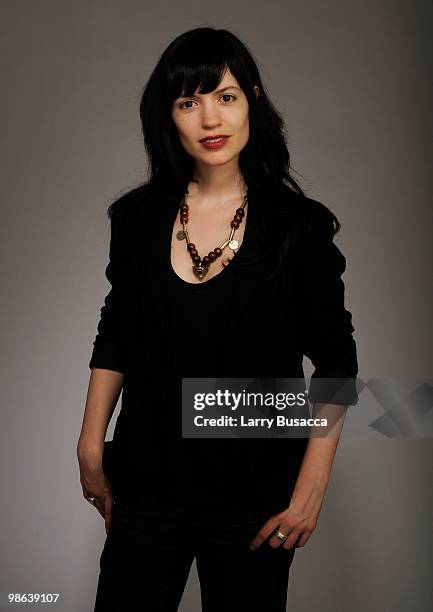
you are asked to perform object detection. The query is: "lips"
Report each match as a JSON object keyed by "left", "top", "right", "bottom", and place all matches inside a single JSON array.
[
  {"left": 199, "top": 136, "right": 231, "bottom": 149},
  {"left": 199, "top": 135, "right": 230, "bottom": 142}
]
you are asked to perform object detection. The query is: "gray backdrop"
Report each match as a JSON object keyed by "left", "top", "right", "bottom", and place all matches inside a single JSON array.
[{"left": 1, "top": 1, "right": 432, "bottom": 610}]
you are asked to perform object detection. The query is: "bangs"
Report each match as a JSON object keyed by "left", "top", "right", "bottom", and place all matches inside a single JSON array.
[
  {"left": 139, "top": 27, "right": 305, "bottom": 198},
  {"left": 165, "top": 35, "right": 235, "bottom": 100}
]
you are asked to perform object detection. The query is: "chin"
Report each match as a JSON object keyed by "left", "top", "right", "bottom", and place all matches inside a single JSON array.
[{"left": 197, "top": 154, "right": 233, "bottom": 166}]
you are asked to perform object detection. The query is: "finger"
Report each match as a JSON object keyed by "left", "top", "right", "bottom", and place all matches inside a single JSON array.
[
  {"left": 249, "top": 515, "right": 281, "bottom": 550},
  {"left": 83, "top": 484, "right": 111, "bottom": 521},
  {"left": 105, "top": 515, "right": 111, "bottom": 534},
  {"left": 292, "top": 530, "right": 311, "bottom": 548},
  {"left": 85, "top": 492, "right": 104, "bottom": 517},
  {"left": 83, "top": 487, "right": 100, "bottom": 507},
  {"left": 268, "top": 522, "right": 294, "bottom": 549},
  {"left": 104, "top": 495, "right": 113, "bottom": 527},
  {"left": 104, "top": 493, "right": 113, "bottom": 516},
  {"left": 94, "top": 498, "right": 106, "bottom": 517},
  {"left": 280, "top": 529, "right": 302, "bottom": 550}
]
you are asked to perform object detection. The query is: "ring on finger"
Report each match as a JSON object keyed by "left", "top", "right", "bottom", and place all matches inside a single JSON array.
[{"left": 274, "top": 529, "right": 289, "bottom": 542}]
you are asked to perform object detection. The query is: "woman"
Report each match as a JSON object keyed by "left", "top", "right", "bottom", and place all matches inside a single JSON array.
[{"left": 77, "top": 27, "right": 358, "bottom": 611}]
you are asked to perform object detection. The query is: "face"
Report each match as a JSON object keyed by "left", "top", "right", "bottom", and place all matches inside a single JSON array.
[{"left": 171, "top": 68, "right": 259, "bottom": 168}]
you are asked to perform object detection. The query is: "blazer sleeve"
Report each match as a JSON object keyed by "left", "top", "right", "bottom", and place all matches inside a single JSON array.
[
  {"left": 297, "top": 202, "right": 359, "bottom": 406},
  {"left": 88, "top": 203, "right": 128, "bottom": 374}
]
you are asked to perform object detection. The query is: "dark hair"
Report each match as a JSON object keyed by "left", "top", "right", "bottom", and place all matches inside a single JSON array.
[
  {"left": 108, "top": 27, "right": 341, "bottom": 276},
  {"left": 138, "top": 26, "right": 305, "bottom": 197}
]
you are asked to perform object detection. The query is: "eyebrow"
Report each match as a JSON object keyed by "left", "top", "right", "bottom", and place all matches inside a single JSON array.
[
  {"left": 213, "top": 85, "right": 240, "bottom": 94},
  {"left": 179, "top": 85, "right": 240, "bottom": 99}
]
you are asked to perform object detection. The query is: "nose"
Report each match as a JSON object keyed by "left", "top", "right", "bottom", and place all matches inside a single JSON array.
[{"left": 200, "top": 100, "right": 222, "bottom": 128}]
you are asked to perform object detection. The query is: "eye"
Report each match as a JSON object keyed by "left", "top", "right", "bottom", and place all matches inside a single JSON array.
[
  {"left": 178, "top": 94, "right": 237, "bottom": 110},
  {"left": 220, "top": 94, "right": 237, "bottom": 103},
  {"left": 178, "top": 99, "right": 197, "bottom": 110}
]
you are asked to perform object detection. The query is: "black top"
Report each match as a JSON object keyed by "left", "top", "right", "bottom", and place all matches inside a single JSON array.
[
  {"left": 90, "top": 182, "right": 359, "bottom": 514},
  {"left": 166, "top": 255, "right": 239, "bottom": 505}
]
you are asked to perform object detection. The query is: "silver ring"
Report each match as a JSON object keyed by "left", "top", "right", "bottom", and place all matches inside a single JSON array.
[{"left": 275, "top": 529, "right": 288, "bottom": 542}]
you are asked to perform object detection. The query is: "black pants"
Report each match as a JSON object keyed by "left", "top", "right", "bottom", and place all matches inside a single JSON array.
[{"left": 94, "top": 491, "right": 296, "bottom": 611}]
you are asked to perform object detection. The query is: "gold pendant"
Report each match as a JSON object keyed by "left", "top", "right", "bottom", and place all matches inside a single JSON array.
[{"left": 192, "top": 263, "right": 209, "bottom": 280}]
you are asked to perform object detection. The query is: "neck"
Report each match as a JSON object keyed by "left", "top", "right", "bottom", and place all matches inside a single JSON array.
[{"left": 190, "top": 162, "right": 246, "bottom": 203}]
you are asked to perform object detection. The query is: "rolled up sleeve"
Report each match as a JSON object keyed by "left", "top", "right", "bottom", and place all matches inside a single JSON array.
[
  {"left": 88, "top": 204, "right": 127, "bottom": 374},
  {"left": 298, "top": 202, "right": 359, "bottom": 406}
]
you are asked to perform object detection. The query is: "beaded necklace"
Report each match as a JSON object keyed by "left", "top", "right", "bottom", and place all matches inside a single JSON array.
[{"left": 176, "top": 190, "right": 248, "bottom": 280}]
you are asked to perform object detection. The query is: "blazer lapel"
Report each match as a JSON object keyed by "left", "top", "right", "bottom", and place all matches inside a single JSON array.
[{"left": 135, "top": 189, "right": 180, "bottom": 368}]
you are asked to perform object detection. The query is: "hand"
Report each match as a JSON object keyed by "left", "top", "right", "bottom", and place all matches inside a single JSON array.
[
  {"left": 77, "top": 445, "right": 113, "bottom": 534},
  {"left": 249, "top": 485, "right": 326, "bottom": 552}
]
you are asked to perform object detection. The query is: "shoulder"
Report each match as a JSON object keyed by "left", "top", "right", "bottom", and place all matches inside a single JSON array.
[
  {"left": 107, "top": 181, "right": 156, "bottom": 223},
  {"left": 267, "top": 182, "right": 341, "bottom": 244}
]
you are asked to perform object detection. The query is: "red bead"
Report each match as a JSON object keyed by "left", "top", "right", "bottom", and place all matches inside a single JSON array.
[
  {"left": 180, "top": 205, "right": 188, "bottom": 212},
  {"left": 234, "top": 214, "right": 242, "bottom": 223},
  {"left": 208, "top": 252, "right": 216, "bottom": 261},
  {"left": 236, "top": 208, "right": 244, "bottom": 216},
  {"left": 202, "top": 256, "right": 210, "bottom": 265},
  {"left": 187, "top": 243, "right": 196, "bottom": 252},
  {"left": 214, "top": 248, "right": 222, "bottom": 256},
  {"left": 193, "top": 254, "right": 201, "bottom": 263},
  {"left": 190, "top": 249, "right": 198, "bottom": 257},
  {"left": 231, "top": 220, "right": 240, "bottom": 228}
]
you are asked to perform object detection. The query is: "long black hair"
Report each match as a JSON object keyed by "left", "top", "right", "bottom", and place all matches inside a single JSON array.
[
  {"left": 138, "top": 27, "right": 305, "bottom": 198},
  {"left": 108, "top": 27, "right": 341, "bottom": 269}
]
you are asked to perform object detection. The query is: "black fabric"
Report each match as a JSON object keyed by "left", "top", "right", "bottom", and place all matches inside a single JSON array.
[
  {"left": 94, "top": 493, "right": 296, "bottom": 611},
  {"left": 90, "top": 180, "right": 359, "bottom": 514},
  {"left": 166, "top": 254, "right": 239, "bottom": 505}
]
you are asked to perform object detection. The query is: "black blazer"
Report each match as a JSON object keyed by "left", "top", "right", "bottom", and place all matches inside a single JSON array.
[{"left": 90, "top": 180, "right": 358, "bottom": 513}]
